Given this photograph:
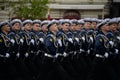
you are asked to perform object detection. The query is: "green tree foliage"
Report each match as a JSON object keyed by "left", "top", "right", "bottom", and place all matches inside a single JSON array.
[{"left": 13, "top": 0, "right": 49, "bottom": 19}]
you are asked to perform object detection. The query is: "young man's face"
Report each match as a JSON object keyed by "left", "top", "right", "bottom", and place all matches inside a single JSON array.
[
  {"left": 84, "top": 22, "right": 91, "bottom": 29},
  {"left": 12, "top": 22, "right": 21, "bottom": 31},
  {"left": 1, "top": 24, "right": 10, "bottom": 33},
  {"left": 24, "top": 23, "right": 32, "bottom": 31},
  {"left": 41, "top": 24, "right": 48, "bottom": 32},
  {"left": 75, "top": 24, "right": 83, "bottom": 31},
  {"left": 49, "top": 23, "right": 58, "bottom": 33},
  {"left": 70, "top": 23, "right": 77, "bottom": 31},
  {"left": 91, "top": 22, "right": 97, "bottom": 29},
  {"left": 57, "top": 24, "right": 62, "bottom": 30},
  {"left": 32, "top": 23, "right": 41, "bottom": 32},
  {"left": 101, "top": 24, "right": 109, "bottom": 32},
  {"left": 109, "top": 23, "right": 117, "bottom": 32},
  {"left": 61, "top": 23, "right": 69, "bottom": 32}
]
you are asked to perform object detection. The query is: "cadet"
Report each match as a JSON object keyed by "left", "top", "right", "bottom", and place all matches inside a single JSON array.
[
  {"left": 80, "top": 18, "right": 91, "bottom": 54},
  {"left": 36, "top": 21, "right": 49, "bottom": 79},
  {"left": 58, "top": 19, "right": 79, "bottom": 80},
  {"left": 106, "top": 18, "right": 118, "bottom": 56},
  {"left": 18, "top": 19, "right": 33, "bottom": 80},
  {"left": 9, "top": 19, "right": 23, "bottom": 80},
  {"left": 19, "top": 19, "right": 33, "bottom": 58},
  {"left": 69, "top": 19, "right": 77, "bottom": 32},
  {"left": 31, "top": 19, "right": 41, "bottom": 54},
  {"left": 9, "top": 19, "right": 22, "bottom": 59},
  {"left": 61, "top": 19, "right": 74, "bottom": 53},
  {"left": 38, "top": 20, "right": 49, "bottom": 52},
  {"left": 88, "top": 20, "right": 112, "bottom": 80},
  {"left": 41, "top": 20, "right": 49, "bottom": 34},
  {"left": 70, "top": 19, "right": 80, "bottom": 59},
  {"left": 79, "top": 19, "right": 91, "bottom": 80},
  {"left": 86, "top": 18, "right": 98, "bottom": 69},
  {"left": 71, "top": 19, "right": 80, "bottom": 54},
  {"left": 56, "top": 19, "right": 68, "bottom": 59},
  {"left": 116, "top": 18, "right": 120, "bottom": 80},
  {"left": 31, "top": 19, "right": 46, "bottom": 79},
  {"left": 77, "top": 20, "right": 85, "bottom": 32},
  {"left": 0, "top": 21, "right": 11, "bottom": 80},
  {"left": 91, "top": 18, "right": 98, "bottom": 30},
  {"left": 29, "top": 19, "right": 42, "bottom": 79},
  {"left": 83, "top": 18, "right": 92, "bottom": 30},
  {"left": 37, "top": 20, "right": 49, "bottom": 56},
  {"left": 117, "top": 17, "right": 120, "bottom": 32},
  {"left": 71, "top": 19, "right": 85, "bottom": 80},
  {"left": 106, "top": 18, "right": 119, "bottom": 80},
  {"left": 116, "top": 18, "right": 120, "bottom": 54}
]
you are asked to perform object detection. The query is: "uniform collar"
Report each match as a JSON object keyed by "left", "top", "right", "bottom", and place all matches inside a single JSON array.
[
  {"left": 99, "top": 31, "right": 106, "bottom": 35},
  {"left": 31, "top": 30, "right": 39, "bottom": 34},
  {"left": 24, "top": 30, "right": 30, "bottom": 34},
  {"left": 81, "top": 28, "right": 87, "bottom": 31},
  {"left": 0, "top": 31, "right": 8, "bottom": 36},
  {"left": 10, "top": 30, "right": 20, "bottom": 34},
  {"left": 47, "top": 31, "right": 56, "bottom": 36},
  {"left": 74, "top": 30, "right": 79, "bottom": 33}
]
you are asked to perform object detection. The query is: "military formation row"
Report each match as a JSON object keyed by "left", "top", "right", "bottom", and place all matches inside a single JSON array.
[{"left": 0, "top": 17, "right": 120, "bottom": 80}]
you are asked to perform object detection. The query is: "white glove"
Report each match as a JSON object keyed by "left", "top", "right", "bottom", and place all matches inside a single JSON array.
[
  {"left": 74, "top": 51, "right": 77, "bottom": 55},
  {"left": 10, "top": 39, "right": 15, "bottom": 44},
  {"left": 55, "top": 53, "right": 59, "bottom": 58},
  {"left": 20, "top": 39, "right": 24, "bottom": 44},
  {"left": 25, "top": 53, "right": 29, "bottom": 58},
  {"left": 39, "top": 38, "right": 44, "bottom": 43},
  {"left": 63, "top": 52, "right": 67, "bottom": 57},
  {"left": 75, "top": 37, "right": 79, "bottom": 42},
  {"left": 68, "top": 38, "right": 73, "bottom": 43},
  {"left": 90, "top": 37, "right": 93, "bottom": 43},
  {"left": 57, "top": 39, "right": 62, "bottom": 47},
  {"left": 104, "top": 52, "right": 109, "bottom": 58},
  {"left": 115, "top": 49, "right": 119, "bottom": 54},
  {"left": 80, "top": 49, "right": 85, "bottom": 53},
  {"left": 36, "top": 50, "right": 41, "bottom": 55},
  {"left": 117, "top": 36, "right": 120, "bottom": 40},
  {"left": 16, "top": 53, "right": 20, "bottom": 58},
  {"left": 81, "top": 37, "right": 85, "bottom": 42},
  {"left": 109, "top": 41, "right": 114, "bottom": 47},
  {"left": 87, "top": 49, "right": 90, "bottom": 54},
  {"left": 5, "top": 53, "right": 10, "bottom": 58},
  {"left": 0, "top": 54, "right": 4, "bottom": 57},
  {"left": 31, "top": 39, "right": 35, "bottom": 45}
]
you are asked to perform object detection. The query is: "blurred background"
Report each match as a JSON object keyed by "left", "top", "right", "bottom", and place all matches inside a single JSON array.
[{"left": 0, "top": 0, "right": 120, "bottom": 21}]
